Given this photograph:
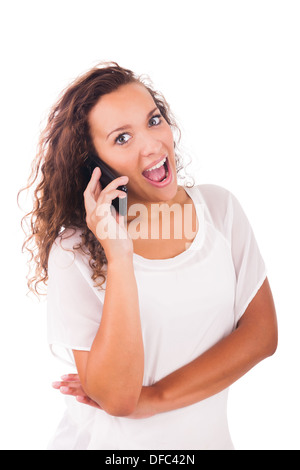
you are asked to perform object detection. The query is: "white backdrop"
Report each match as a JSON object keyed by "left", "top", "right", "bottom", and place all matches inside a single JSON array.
[{"left": 1, "top": 0, "right": 299, "bottom": 450}]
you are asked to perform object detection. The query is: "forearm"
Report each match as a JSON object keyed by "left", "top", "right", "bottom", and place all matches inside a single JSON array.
[
  {"left": 152, "top": 320, "right": 277, "bottom": 415},
  {"left": 85, "top": 256, "right": 144, "bottom": 415}
]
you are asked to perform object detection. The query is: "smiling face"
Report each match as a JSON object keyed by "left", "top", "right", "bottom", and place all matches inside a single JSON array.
[{"left": 88, "top": 82, "right": 179, "bottom": 207}]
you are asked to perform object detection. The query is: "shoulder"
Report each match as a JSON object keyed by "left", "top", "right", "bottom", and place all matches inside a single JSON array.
[
  {"left": 54, "top": 226, "right": 83, "bottom": 250},
  {"left": 187, "top": 182, "right": 232, "bottom": 202},
  {"left": 197, "top": 183, "right": 231, "bottom": 204},
  {"left": 48, "top": 227, "right": 87, "bottom": 269},
  {"left": 185, "top": 183, "right": 251, "bottom": 243},
  {"left": 187, "top": 183, "right": 233, "bottom": 222}
]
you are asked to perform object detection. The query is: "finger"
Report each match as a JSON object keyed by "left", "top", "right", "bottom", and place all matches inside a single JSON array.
[
  {"left": 84, "top": 167, "right": 102, "bottom": 211},
  {"left": 96, "top": 176, "right": 128, "bottom": 202},
  {"left": 86, "top": 167, "right": 101, "bottom": 192},
  {"left": 52, "top": 381, "right": 82, "bottom": 393},
  {"left": 94, "top": 180, "right": 101, "bottom": 201},
  {"left": 90, "top": 168, "right": 102, "bottom": 196},
  {"left": 116, "top": 213, "right": 125, "bottom": 227},
  {"left": 76, "top": 395, "right": 102, "bottom": 409},
  {"left": 52, "top": 381, "right": 63, "bottom": 389},
  {"left": 59, "top": 385, "right": 84, "bottom": 396},
  {"left": 98, "top": 189, "right": 127, "bottom": 208},
  {"left": 53, "top": 379, "right": 78, "bottom": 388},
  {"left": 95, "top": 193, "right": 127, "bottom": 221},
  {"left": 61, "top": 374, "right": 80, "bottom": 381}
]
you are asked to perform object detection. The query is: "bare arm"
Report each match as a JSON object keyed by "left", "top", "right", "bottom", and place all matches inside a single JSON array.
[
  {"left": 74, "top": 168, "right": 144, "bottom": 417},
  {"left": 74, "top": 257, "right": 144, "bottom": 417},
  {"left": 151, "top": 277, "right": 278, "bottom": 414},
  {"left": 57, "top": 278, "right": 277, "bottom": 419}
]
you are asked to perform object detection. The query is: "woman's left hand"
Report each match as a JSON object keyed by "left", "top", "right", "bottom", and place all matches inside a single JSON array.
[
  {"left": 52, "top": 374, "right": 158, "bottom": 419},
  {"left": 52, "top": 374, "right": 101, "bottom": 409}
]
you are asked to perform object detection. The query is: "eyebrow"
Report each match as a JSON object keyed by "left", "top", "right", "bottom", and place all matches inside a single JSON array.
[{"left": 106, "top": 106, "right": 159, "bottom": 140}]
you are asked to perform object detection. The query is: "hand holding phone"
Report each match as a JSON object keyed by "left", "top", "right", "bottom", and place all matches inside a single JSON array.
[
  {"left": 84, "top": 167, "right": 132, "bottom": 262},
  {"left": 85, "top": 153, "right": 128, "bottom": 216}
]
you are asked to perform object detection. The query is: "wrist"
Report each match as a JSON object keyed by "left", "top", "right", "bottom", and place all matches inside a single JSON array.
[{"left": 107, "top": 253, "right": 134, "bottom": 268}]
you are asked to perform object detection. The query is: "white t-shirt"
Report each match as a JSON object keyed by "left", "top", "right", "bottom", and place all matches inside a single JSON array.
[{"left": 47, "top": 184, "right": 266, "bottom": 450}]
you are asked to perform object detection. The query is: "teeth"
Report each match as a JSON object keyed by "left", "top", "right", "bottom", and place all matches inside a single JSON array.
[{"left": 144, "top": 157, "right": 167, "bottom": 172}]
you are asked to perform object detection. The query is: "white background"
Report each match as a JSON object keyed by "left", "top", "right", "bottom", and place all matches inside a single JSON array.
[{"left": 1, "top": 0, "right": 299, "bottom": 450}]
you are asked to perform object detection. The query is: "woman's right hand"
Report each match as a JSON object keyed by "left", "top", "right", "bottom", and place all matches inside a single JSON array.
[
  {"left": 84, "top": 167, "right": 133, "bottom": 262},
  {"left": 53, "top": 374, "right": 158, "bottom": 419}
]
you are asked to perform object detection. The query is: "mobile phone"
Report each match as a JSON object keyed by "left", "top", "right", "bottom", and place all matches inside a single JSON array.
[{"left": 85, "top": 153, "right": 128, "bottom": 216}]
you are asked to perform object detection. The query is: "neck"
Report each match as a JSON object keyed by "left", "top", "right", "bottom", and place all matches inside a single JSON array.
[{"left": 126, "top": 185, "right": 185, "bottom": 224}]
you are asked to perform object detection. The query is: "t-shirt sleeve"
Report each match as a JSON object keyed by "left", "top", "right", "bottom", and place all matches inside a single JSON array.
[
  {"left": 47, "top": 241, "right": 103, "bottom": 366},
  {"left": 227, "top": 191, "right": 267, "bottom": 324}
]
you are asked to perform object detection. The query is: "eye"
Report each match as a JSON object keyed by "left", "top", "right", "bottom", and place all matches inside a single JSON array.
[
  {"left": 149, "top": 114, "right": 162, "bottom": 126},
  {"left": 115, "top": 133, "right": 131, "bottom": 145}
]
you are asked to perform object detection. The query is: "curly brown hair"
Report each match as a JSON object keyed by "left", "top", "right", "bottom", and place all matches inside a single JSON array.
[{"left": 18, "top": 61, "right": 190, "bottom": 298}]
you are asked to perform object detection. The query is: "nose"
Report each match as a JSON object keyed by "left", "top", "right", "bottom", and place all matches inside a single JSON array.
[{"left": 138, "top": 130, "right": 163, "bottom": 158}]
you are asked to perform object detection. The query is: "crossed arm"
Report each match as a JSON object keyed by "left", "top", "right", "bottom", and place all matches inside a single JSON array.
[{"left": 53, "top": 277, "right": 278, "bottom": 419}]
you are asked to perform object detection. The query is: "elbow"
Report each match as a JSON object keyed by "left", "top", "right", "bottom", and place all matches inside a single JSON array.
[
  {"left": 104, "top": 400, "right": 138, "bottom": 417},
  {"left": 85, "top": 380, "right": 140, "bottom": 417},
  {"left": 94, "top": 394, "right": 138, "bottom": 417},
  {"left": 265, "top": 315, "right": 278, "bottom": 358},
  {"left": 265, "top": 331, "right": 278, "bottom": 357},
  {"left": 259, "top": 325, "right": 278, "bottom": 360}
]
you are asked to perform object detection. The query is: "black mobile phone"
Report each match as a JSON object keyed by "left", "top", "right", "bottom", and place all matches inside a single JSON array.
[{"left": 85, "top": 153, "right": 128, "bottom": 216}]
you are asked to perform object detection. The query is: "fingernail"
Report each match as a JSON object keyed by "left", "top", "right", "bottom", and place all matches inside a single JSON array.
[
  {"left": 52, "top": 382, "right": 61, "bottom": 388},
  {"left": 60, "top": 386, "right": 69, "bottom": 393}
]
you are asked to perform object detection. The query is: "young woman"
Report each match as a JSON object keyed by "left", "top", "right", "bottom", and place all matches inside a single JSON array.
[{"left": 21, "top": 62, "right": 278, "bottom": 450}]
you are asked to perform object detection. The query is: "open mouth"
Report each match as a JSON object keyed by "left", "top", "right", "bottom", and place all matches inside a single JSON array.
[{"left": 142, "top": 156, "right": 171, "bottom": 186}]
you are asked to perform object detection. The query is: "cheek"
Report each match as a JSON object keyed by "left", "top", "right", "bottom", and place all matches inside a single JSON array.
[
  {"left": 163, "top": 126, "right": 175, "bottom": 148},
  {"left": 115, "top": 154, "right": 138, "bottom": 175}
]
